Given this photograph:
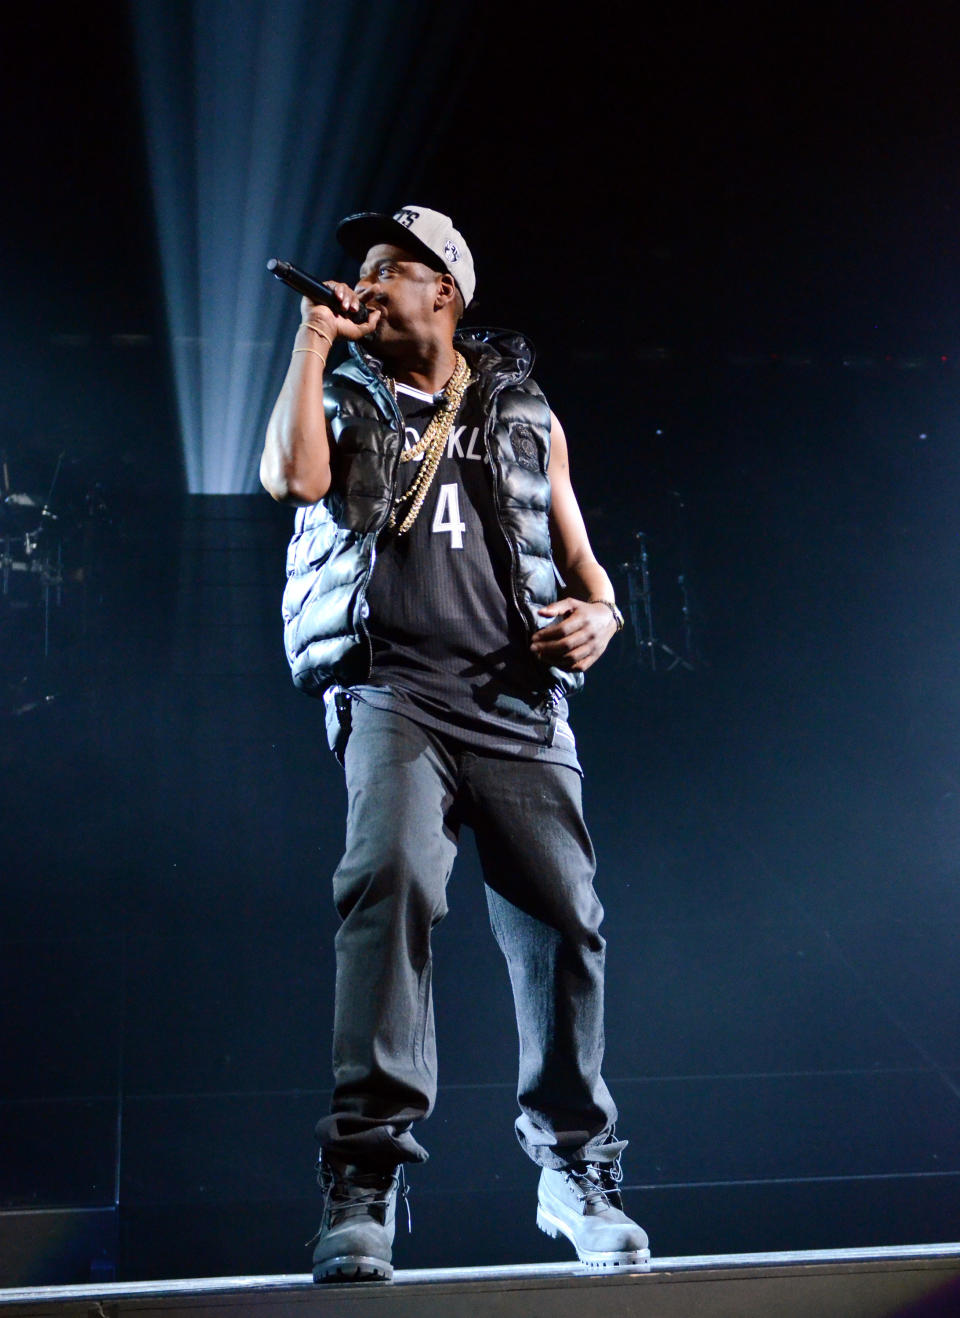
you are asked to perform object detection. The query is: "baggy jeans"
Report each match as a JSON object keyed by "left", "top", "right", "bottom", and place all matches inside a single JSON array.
[{"left": 316, "top": 697, "right": 623, "bottom": 1172}]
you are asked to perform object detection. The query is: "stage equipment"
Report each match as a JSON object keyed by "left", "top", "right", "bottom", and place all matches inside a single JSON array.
[
  {"left": 0, "top": 448, "right": 106, "bottom": 677},
  {"left": 1, "top": 452, "right": 68, "bottom": 658},
  {"left": 620, "top": 531, "right": 696, "bottom": 673}
]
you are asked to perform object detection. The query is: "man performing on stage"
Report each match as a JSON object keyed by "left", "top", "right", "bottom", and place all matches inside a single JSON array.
[{"left": 260, "top": 205, "right": 648, "bottom": 1283}]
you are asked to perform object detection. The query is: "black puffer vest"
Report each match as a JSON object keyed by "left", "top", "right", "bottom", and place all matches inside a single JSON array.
[{"left": 282, "top": 327, "right": 584, "bottom": 701}]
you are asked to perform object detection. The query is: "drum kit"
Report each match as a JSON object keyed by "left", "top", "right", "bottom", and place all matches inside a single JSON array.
[{"left": 1, "top": 449, "right": 85, "bottom": 666}]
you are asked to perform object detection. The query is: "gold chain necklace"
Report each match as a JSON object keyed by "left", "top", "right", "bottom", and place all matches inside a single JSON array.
[{"left": 387, "top": 351, "right": 474, "bottom": 535}]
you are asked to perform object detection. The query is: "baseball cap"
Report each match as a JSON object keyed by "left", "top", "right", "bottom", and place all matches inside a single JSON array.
[{"left": 336, "top": 205, "right": 476, "bottom": 308}]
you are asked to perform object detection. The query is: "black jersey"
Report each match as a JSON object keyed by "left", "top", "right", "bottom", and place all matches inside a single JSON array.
[{"left": 351, "top": 380, "right": 579, "bottom": 768}]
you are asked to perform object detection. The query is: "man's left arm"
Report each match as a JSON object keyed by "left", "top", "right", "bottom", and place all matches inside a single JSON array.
[{"left": 530, "top": 411, "right": 621, "bottom": 673}]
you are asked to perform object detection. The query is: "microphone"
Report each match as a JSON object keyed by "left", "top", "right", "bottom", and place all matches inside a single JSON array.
[{"left": 266, "top": 258, "right": 369, "bottom": 324}]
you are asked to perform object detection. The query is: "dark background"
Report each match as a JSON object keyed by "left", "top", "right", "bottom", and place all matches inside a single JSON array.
[{"left": 3, "top": 0, "right": 960, "bottom": 1285}]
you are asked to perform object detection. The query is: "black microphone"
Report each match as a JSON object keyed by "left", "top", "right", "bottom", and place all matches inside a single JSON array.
[{"left": 266, "top": 258, "right": 369, "bottom": 324}]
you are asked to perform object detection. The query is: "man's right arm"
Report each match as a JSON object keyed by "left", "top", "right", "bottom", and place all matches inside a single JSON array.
[{"left": 260, "top": 284, "right": 380, "bottom": 505}]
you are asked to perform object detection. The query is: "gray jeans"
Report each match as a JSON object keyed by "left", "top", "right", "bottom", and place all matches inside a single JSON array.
[{"left": 316, "top": 696, "right": 623, "bottom": 1171}]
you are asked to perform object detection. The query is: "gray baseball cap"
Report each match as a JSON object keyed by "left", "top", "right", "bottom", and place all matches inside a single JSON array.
[{"left": 336, "top": 204, "right": 476, "bottom": 308}]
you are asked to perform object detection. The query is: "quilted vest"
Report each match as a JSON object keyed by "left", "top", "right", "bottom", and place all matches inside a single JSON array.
[{"left": 281, "top": 327, "right": 584, "bottom": 701}]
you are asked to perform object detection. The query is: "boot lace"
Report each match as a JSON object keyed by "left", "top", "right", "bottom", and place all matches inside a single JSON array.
[
  {"left": 306, "top": 1162, "right": 411, "bottom": 1246},
  {"left": 563, "top": 1156, "right": 624, "bottom": 1211}
]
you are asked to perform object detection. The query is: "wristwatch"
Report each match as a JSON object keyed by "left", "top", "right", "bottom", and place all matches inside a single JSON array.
[{"left": 591, "top": 599, "right": 625, "bottom": 632}]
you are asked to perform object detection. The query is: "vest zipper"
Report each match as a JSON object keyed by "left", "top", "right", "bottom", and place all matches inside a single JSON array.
[
  {"left": 482, "top": 375, "right": 528, "bottom": 631},
  {"left": 478, "top": 362, "right": 563, "bottom": 731},
  {"left": 354, "top": 356, "right": 405, "bottom": 682}
]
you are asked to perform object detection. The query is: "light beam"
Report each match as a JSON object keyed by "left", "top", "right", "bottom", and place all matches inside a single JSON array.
[{"left": 132, "top": 0, "right": 471, "bottom": 492}]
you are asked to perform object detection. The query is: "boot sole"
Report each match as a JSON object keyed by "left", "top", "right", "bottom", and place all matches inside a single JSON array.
[
  {"left": 536, "top": 1205, "right": 651, "bottom": 1271},
  {"left": 312, "top": 1253, "right": 393, "bottom": 1284}
]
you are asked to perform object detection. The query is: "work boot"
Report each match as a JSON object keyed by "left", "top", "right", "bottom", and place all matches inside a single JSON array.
[
  {"left": 536, "top": 1160, "right": 650, "bottom": 1270},
  {"left": 311, "top": 1158, "right": 402, "bottom": 1283}
]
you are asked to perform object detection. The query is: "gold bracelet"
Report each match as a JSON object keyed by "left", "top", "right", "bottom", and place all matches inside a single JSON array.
[
  {"left": 299, "top": 322, "right": 334, "bottom": 349},
  {"left": 292, "top": 347, "right": 328, "bottom": 367}
]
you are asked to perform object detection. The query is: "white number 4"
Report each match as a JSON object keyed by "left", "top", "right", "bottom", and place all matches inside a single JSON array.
[{"left": 432, "top": 482, "right": 466, "bottom": 549}]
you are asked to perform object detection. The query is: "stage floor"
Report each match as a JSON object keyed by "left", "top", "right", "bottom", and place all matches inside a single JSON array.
[{"left": 2, "top": 1244, "right": 960, "bottom": 1318}]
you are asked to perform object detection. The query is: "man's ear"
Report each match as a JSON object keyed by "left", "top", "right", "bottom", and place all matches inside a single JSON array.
[{"left": 434, "top": 271, "right": 457, "bottom": 312}]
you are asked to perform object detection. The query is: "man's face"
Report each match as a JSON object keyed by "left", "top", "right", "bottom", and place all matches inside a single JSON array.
[{"left": 355, "top": 243, "right": 443, "bottom": 343}]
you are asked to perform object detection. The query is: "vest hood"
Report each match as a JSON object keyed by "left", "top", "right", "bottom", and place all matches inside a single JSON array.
[{"left": 339, "top": 327, "right": 536, "bottom": 398}]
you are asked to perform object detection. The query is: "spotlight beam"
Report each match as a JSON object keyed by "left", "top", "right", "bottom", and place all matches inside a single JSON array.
[{"left": 132, "top": 0, "right": 472, "bottom": 493}]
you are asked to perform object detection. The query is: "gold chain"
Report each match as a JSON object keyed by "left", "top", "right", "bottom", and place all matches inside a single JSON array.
[{"left": 386, "top": 352, "right": 474, "bottom": 535}]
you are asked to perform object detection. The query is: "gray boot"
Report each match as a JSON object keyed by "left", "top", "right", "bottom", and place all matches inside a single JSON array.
[
  {"left": 537, "top": 1162, "right": 650, "bottom": 1270},
  {"left": 311, "top": 1159, "right": 402, "bottom": 1283}
]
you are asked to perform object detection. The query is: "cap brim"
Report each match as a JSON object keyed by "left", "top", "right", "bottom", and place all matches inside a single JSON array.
[{"left": 336, "top": 212, "right": 447, "bottom": 273}]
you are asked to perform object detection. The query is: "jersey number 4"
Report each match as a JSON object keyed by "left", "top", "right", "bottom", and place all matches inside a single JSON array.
[{"left": 432, "top": 482, "right": 466, "bottom": 549}]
